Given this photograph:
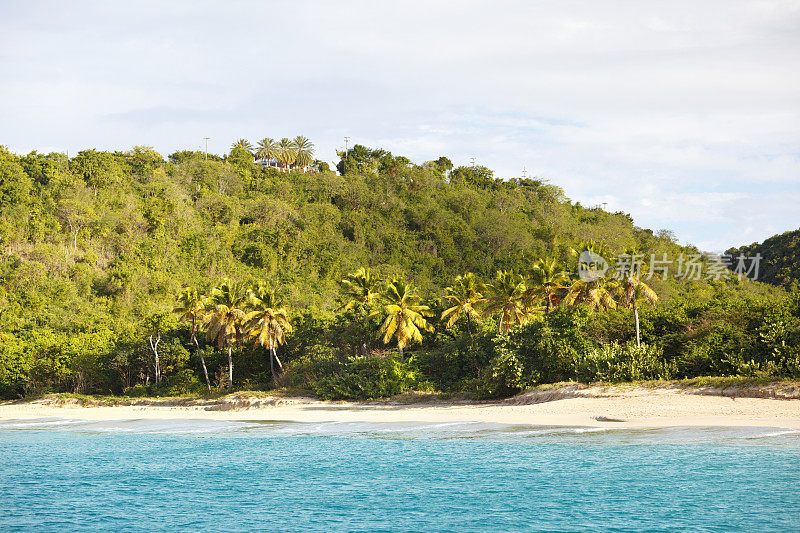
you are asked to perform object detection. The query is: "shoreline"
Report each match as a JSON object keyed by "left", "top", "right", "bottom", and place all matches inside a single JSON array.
[{"left": 2, "top": 384, "right": 799, "bottom": 429}]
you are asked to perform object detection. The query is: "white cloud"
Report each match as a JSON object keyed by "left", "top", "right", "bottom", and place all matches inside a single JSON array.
[{"left": 1, "top": 0, "right": 798, "bottom": 250}]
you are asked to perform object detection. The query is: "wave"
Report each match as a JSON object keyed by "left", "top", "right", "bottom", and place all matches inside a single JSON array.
[{"left": 1, "top": 417, "right": 798, "bottom": 446}]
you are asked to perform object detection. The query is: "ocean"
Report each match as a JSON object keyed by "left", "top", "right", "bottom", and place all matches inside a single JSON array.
[{"left": 1, "top": 419, "right": 798, "bottom": 531}]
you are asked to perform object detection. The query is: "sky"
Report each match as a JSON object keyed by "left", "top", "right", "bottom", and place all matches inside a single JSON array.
[{"left": 1, "top": 0, "right": 798, "bottom": 251}]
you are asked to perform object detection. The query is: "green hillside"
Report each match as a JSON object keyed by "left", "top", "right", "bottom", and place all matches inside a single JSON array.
[
  {"left": 727, "top": 229, "right": 800, "bottom": 289},
  {"left": 0, "top": 142, "right": 798, "bottom": 399}
]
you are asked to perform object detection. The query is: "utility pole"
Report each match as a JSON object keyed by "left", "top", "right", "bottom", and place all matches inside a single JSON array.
[
  {"left": 344, "top": 136, "right": 350, "bottom": 160},
  {"left": 470, "top": 156, "right": 475, "bottom": 168},
  {"left": 522, "top": 166, "right": 527, "bottom": 179},
  {"left": 203, "top": 137, "right": 210, "bottom": 161}
]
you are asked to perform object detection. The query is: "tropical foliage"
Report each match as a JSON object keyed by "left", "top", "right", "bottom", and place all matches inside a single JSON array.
[{"left": 0, "top": 142, "right": 797, "bottom": 400}]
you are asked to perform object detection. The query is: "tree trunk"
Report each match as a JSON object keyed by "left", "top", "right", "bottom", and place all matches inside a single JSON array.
[
  {"left": 149, "top": 333, "right": 161, "bottom": 385},
  {"left": 192, "top": 335, "right": 211, "bottom": 393},
  {"left": 227, "top": 345, "right": 233, "bottom": 393},
  {"left": 398, "top": 345, "right": 404, "bottom": 360},
  {"left": 73, "top": 225, "right": 83, "bottom": 249},
  {"left": 269, "top": 340, "right": 276, "bottom": 384},
  {"left": 633, "top": 295, "right": 641, "bottom": 347},
  {"left": 191, "top": 317, "right": 211, "bottom": 392}
]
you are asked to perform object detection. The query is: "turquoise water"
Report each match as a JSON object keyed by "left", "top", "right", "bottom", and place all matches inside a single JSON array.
[{"left": 1, "top": 419, "right": 799, "bottom": 532}]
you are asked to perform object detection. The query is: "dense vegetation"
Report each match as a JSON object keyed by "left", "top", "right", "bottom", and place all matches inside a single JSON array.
[
  {"left": 0, "top": 140, "right": 798, "bottom": 400},
  {"left": 727, "top": 229, "right": 800, "bottom": 290}
]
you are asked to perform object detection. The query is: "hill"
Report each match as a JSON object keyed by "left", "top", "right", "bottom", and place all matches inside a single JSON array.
[
  {"left": 727, "top": 229, "right": 800, "bottom": 289},
  {"left": 0, "top": 142, "right": 797, "bottom": 399}
]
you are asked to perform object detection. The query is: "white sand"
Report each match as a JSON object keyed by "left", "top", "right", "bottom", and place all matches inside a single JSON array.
[{"left": 1, "top": 387, "right": 799, "bottom": 429}]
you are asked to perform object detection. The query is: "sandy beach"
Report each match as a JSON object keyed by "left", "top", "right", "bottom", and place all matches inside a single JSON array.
[{"left": 2, "top": 385, "right": 799, "bottom": 429}]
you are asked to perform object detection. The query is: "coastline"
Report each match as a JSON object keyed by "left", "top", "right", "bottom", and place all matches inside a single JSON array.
[{"left": 2, "top": 384, "right": 799, "bottom": 430}]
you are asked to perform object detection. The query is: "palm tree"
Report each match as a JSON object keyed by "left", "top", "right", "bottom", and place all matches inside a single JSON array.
[
  {"left": 441, "top": 273, "right": 485, "bottom": 341},
  {"left": 523, "top": 257, "right": 569, "bottom": 312},
  {"left": 563, "top": 241, "right": 618, "bottom": 312},
  {"left": 173, "top": 287, "right": 212, "bottom": 392},
  {"left": 255, "top": 138, "right": 279, "bottom": 166},
  {"left": 370, "top": 277, "right": 434, "bottom": 359},
  {"left": 244, "top": 281, "right": 292, "bottom": 384},
  {"left": 341, "top": 267, "right": 379, "bottom": 311},
  {"left": 231, "top": 138, "right": 253, "bottom": 154},
  {"left": 616, "top": 248, "right": 659, "bottom": 347},
  {"left": 563, "top": 277, "right": 618, "bottom": 311},
  {"left": 291, "top": 136, "right": 314, "bottom": 170},
  {"left": 340, "top": 267, "right": 380, "bottom": 356},
  {"left": 204, "top": 279, "right": 247, "bottom": 392},
  {"left": 484, "top": 270, "right": 535, "bottom": 333},
  {"left": 277, "top": 137, "right": 296, "bottom": 169}
]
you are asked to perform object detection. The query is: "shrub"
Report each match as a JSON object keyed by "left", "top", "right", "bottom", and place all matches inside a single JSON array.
[
  {"left": 475, "top": 346, "right": 529, "bottom": 399},
  {"left": 125, "top": 384, "right": 151, "bottom": 397},
  {"left": 311, "top": 354, "right": 426, "bottom": 400},
  {"left": 280, "top": 344, "right": 340, "bottom": 389},
  {"left": 160, "top": 369, "right": 205, "bottom": 396},
  {"left": 414, "top": 337, "right": 494, "bottom": 392},
  {"left": 573, "top": 342, "right": 674, "bottom": 382},
  {"left": 503, "top": 307, "right": 596, "bottom": 384}
]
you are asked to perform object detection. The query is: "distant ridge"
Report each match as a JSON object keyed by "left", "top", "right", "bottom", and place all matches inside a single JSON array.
[{"left": 727, "top": 228, "right": 800, "bottom": 289}]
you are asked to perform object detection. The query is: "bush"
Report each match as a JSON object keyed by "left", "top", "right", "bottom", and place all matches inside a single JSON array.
[
  {"left": 414, "top": 338, "right": 494, "bottom": 392},
  {"left": 280, "top": 344, "right": 340, "bottom": 389},
  {"left": 573, "top": 342, "right": 674, "bottom": 383},
  {"left": 311, "top": 354, "right": 426, "bottom": 400},
  {"left": 160, "top": 369, "right": 204, "bottom": 395},
  {"left": 502, "top": 307, "right": 596, "bottom": 384},
  {"left": 475, "top": 346, "right": 529, "bottom": 399},
  {"left": 124, "top": 384, "right": 151, "bottom": 397}
]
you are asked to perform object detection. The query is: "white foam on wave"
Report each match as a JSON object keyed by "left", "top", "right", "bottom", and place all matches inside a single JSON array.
[
  {"left": 0, "top": 417, "right": 262, "bottom": 435},
  {"left": 743, "top": 429, "right": 800, "bottom": 439},
  {"left": 4, "top": 418, "right": 796, "bottom": 446},
  {"left": 0, "top": 417, "right": 88, "bottom": 430}
]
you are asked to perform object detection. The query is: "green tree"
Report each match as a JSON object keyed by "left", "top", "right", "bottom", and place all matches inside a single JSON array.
[
  {"left": 564, "top": 241, "right": 619, "bottom": 312},
  {"left": 485, "top": 270, "right": 533, "bottom": 333},
  {"left": 340, "top": 267, "right": 380, "bottom": 356},
  {"left": 244, "top": 281, "right": 292, "bottom": 383},
  {"left": 341, "top": 267, "right": 379, "bottom": 311},
  {"left": 524, "top": 257, "right": 569, "bottom": 312},
  {"left": 616, "top": 252, "right": 659, "bottom": 347},
  {"left": 441, "top": 273, "right": 485, "bottom": 342},
  {"left": 255, "top": 138, "right": 279, "bottom": 166},
  {"left": 70, "top": 149, "right": 122, "bottom": 196},
  {"left": 564, "top": 277, "right": 618, "bottom": 311},
  {"left": 173, "top": 287, "right": 212, "bottom": 391},
  {"left": 371, "top": 277, "right": 434, "bottom": 359},
  {"left": 55, "top": 179, "right": 96, "bottom": 249},
  {"left": 230, "top": 139, "right": 253, "bottom": 153},
  {"left": 291, "top": 136, "right": 314, "bottom": 169},
  {"left": 205, "top": 279, "right": 248, "bottom": 392},
  {"left": 277, "top": 138, "right": 296, "bottom": 169}
]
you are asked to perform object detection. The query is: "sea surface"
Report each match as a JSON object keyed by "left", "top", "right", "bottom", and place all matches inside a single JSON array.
[{"left": 1, "top": 418, "right": 798, "bottom": 532}]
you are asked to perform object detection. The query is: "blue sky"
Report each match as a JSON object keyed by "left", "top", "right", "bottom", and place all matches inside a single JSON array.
[{"left": 1, "top": 0, "right": 798, "bottom": 251}]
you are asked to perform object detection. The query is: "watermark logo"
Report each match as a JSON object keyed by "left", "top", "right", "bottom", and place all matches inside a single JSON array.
[
  {"left": 578, "top": 250, "right": 609, "bottom": 282},
  {"left": 574, "top": 252, "right": 762, "bottom": 281}
]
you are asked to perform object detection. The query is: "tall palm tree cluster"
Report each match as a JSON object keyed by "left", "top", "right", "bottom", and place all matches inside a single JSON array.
[
  {"left": 230, "top": 136, "right": 315, "bottom": 172},
  {"left": 170, "top": 244, "right": 657, "bottom": 392},
  {"left": 341, "top": 242, "right": 659, "bottom": 357},
  {"left": 173, "top": 278, "right": 291, "bottom": 392}
]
